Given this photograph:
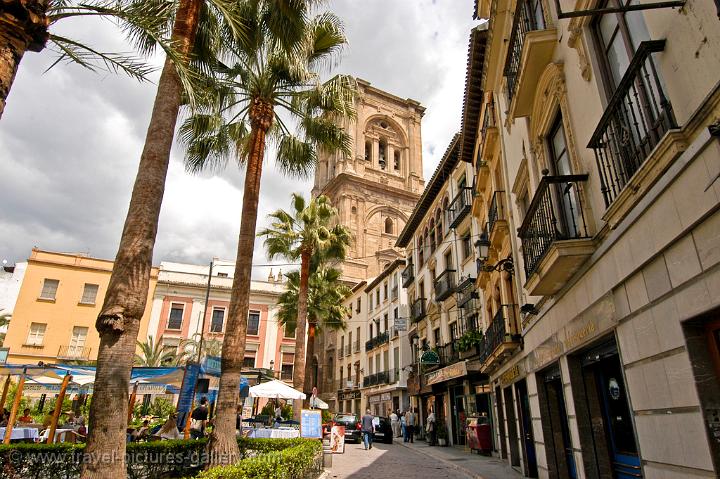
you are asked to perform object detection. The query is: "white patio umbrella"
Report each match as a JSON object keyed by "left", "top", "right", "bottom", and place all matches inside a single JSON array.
[{"left": 249, "top": 379, "right": 306, "bottom": 400}]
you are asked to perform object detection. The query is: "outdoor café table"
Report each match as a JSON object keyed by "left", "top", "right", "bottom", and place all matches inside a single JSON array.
[
  {"left": 39, "top": 428, "right": 75, "bottom": 443},
  {"left": 249, "top": 428, "right": 299, "bottom": 439},
  {"left": 0, "top": 427, "right": 40, "bottom": 441}
]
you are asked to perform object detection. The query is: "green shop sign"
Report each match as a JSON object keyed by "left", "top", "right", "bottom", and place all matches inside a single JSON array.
[{"left": 420, "top": 350, "right": 440, "bottom": 365}]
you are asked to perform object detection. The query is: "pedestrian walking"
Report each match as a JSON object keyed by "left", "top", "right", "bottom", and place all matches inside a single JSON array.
[
  {"left": 405, "top": 408, "right": 415, "bottom": 443},
  {"left": 390, "top": 409, "right": 400, "bottom": 438},
  {"left": 189, "top": 397, "right": 209, "bottom": 440},
  {"left": 361, "top": 409, "right": 375, "bottom": 450},
  {"left": 426, "top": 410, "right": 436, "bottom": 446},
  {"left": 400, "top": 411, "right": 407, "bottom": 440}
]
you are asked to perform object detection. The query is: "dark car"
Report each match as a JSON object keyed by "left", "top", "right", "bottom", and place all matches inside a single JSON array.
[
  {"left": 371, "top": 416, "right": 393, "bottom": 444},
  {"left": 332, "top": 413, "right": 362, "bottom": 443}
]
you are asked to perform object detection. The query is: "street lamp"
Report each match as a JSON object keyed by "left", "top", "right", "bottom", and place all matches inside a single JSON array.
[{"left": 475, "top": 232, "right": 514, "bottom": 274}]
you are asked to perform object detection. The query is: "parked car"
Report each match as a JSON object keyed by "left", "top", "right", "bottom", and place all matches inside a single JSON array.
[
  {"left": 332, "top": 413, "right": 362, "bottom": 443},
  {"left": 372, "top": 416, "right": 393, "bottom": 444}
]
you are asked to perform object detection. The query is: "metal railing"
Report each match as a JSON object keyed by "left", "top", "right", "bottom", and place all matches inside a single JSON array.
[
  {"left": 505, "top": 0, "right": 547, "bottom": 102},
  {"left": 411, "top": 298, "right": 427, "bottom": 323},
  {"left": 434, "top": 269, "right": 457, "bottom": 302},
  {"left": 280, "top": 370, "right": 293, "bottom": 381},
  {"left": 376, "top": 370, "right": 389, "bottom": 385},
  {"left": 588, "top": 40, "right": 675, "bottom": 207},
  {"left": 401, "top": 263, "right": 414, "bottom": 287},
  {"left": 479, "top": 305, "right": 519, "bottom": 364},
  {"left": 344, "top": 344, "right": 351, "bottom": 357},
  {"left": 57, "top": 345, "right": 92, "bottom": 360},
  {"left": 518, "top": 174, "right": 590, "bottom": 277},
  {"left": 447, "top": 187, "right": 474, "bottom": 229},
  {"left": 481, "top": 95, "right": 497, "bottom": 140},
  {"left": 437, "top": 342, "right": 460, "bottom": 366},
  {"left": 488, "top": 190, "right": 506, "bottom": 234},
  {"left": 365, "top": 331, "right": 390, "bottom": 352},
  {"left": 353, "top": 339, "right": 360, "bottom": 353}
]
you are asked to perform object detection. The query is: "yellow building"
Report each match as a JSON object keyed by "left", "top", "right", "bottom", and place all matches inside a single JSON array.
[{"left": 3, "top": 249, "right": 158, "bottom": 364}]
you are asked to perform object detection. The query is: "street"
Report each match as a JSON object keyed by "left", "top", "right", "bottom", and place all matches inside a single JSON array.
[{"left": 326, "top": 440, "right": 475, "bottom": 479}]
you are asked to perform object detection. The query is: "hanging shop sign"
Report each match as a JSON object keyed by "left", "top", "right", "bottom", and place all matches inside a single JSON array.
[
  {"left": 420, "top": 349, "right": 440, "bottom": 366},
  {"left": 338, "top": 390, "right": 361, "bottom": 401},
  {"left": 425, "top": 361, "right": 467, "bottom": 386},
  {"left": 394, "top": 319, "right": 407, "bottom": 331}
]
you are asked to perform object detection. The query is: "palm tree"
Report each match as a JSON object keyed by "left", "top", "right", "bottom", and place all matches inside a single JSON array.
[
  {"left": 178, "top": 333, "right": 223, "bottom": 363},
  {"left": 258, "top": 194, "right": 351, "bottom": 418},
  {"left": 179, "top": 2, "right": 355, "bottom": 464},
  {"left": 134, "top": 335, "right": 178, "bottom": 366},
  {"left": 0, "top": 311, "right": 10, "bottom": 347},
  {"left": 0, "top": 0, "right": 189, "bottom": 118},
  {"left": 276, "top": 267, "right": 350, "bottom": 392},
  {"left": 82, "top": 2, "right": 249, "bottom": 477}
]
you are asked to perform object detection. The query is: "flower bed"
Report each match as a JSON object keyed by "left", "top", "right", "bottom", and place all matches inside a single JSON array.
[{"left": 0, "top": 437, "right": 318, "bottom": 479}]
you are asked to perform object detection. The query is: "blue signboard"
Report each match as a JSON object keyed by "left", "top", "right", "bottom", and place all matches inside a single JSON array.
[
  {"left": 176, "top": 364, "right": 200, "bottom": 428},
  {"left": 202, "top": 356, "right": 221, "bottom": 376},
  {"left": 300, "top": 409, "right": 322, "bottom": 438}
]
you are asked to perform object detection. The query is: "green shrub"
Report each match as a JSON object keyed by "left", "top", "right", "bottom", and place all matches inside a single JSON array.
[
  {"left": 197, "top": 439, "right": 322, "bottom": 479},
  {"left": 0, "top": 437, "right": 311, "bottom": 479}
]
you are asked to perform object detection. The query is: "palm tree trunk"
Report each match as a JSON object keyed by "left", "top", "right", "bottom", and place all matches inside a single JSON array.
[
  {"left": 292, "top": 248, "right": 311, "bottom": 419},
  {"left": 303, "top": 320, "right": 316, "bottom": 394},
  {"left": 80, "top": 1, "right": 201, "bottom": 477},
  {"left": 207, "top": 98, "right": 274, "bottom": 467},
  {"left": 0, "top": 0, "right": 50, "bottom": 119}
]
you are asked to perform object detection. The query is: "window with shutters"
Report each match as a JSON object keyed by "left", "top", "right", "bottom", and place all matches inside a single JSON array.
[
  {"left": 247, "top": 311, "right": 260, "bottom": 335},
  {"left": 167, "top": 304, "right": 184, "bottom": 330},
  {"left": 39, "top": 279, "right": 59, "bottom": 301},
  {"left": 26, "top": 322, "right": 47, "bottom": 346},
  {"left": 210, "top": 308, "right": 225, "bottom": 333},
  {"left": 80, "top": 284, "right": 99, "bottom": 304}
]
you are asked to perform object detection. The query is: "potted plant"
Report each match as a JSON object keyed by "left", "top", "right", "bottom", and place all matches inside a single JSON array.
[{"left": 436, "top": 421, "right": 448, "bottom": 446}]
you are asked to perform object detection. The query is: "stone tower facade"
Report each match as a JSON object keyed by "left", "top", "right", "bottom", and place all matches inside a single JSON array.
[{"left": 312, "top": 79, "right": 425, "bottom": 284}]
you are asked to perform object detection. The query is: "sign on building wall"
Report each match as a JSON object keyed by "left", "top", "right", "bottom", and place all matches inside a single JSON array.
[
  {"left": 425, "top": 361, "right": 467, "bottom": 386},
  {"left": 339, "top": 390, "right": 361, "bottom": 401}
]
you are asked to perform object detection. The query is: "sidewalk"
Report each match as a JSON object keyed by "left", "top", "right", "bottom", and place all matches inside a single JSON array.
[{"left": 397, "top": 440, "right": 522, "bottom": 479}]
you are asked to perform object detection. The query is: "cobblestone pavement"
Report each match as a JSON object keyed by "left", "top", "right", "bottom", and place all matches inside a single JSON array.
[{"left": 325, "top": 439, "right": 475, "bottom": 479}]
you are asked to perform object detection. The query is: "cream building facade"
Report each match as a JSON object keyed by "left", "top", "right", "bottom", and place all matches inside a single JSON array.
[{"left": 463, "top": 1, "right": 720, "bottom": 478}]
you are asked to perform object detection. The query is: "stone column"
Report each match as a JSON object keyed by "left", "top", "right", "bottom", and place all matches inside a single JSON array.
[
  {"left": 373, "top": 140, "right": 380, "bottom": 170},
  {"left": 386, "top": 144, "right": 393, "bottom": 172}
]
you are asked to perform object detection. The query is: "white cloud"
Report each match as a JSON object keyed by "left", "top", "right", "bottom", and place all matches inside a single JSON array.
[{"left": 0, "top": 0, "right": 479, "bottom": 279}]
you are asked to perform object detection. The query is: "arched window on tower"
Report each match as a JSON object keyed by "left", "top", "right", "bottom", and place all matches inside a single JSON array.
[
  {"left": 365, "top": 140, "right": 372, "bottom": 161},
  {"left": 379, "top": 138, "right": 387, "bottom": 170},
  {"left": 385, "top": 218, "right": 393, "bottom": 235},
  {"left": 393, "top": 150, "right": 400, "bottom": 171}
]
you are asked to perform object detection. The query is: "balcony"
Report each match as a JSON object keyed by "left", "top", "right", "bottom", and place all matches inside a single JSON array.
[
  {"left": 447, "top": 187, "right": 473, "bottom": 229},
  {"left": 588, "top": 40, "right": 676, "bottom": 209},
  {"left": 353, "top": 339, "right": 360, "bottom": 353},
  {"left": 487, "top": 190, "right": 507, "bottom": 245},
  {"left": 376, "top": 370, "right": 389, "bottom": 385},
  {"left": 479, "top": 95, "right": 498, "bottom": 166},
  {"left": 433, "top": 269, "right": 457, "bottom": 302},
  {"left": 365, "top": 331, "right": 390, "bottom": 352},
  {"left": 363, "top": 373, "right": 378, "bottom": 387},
  {"left": 57, "top": 345, "right": 92, "bottom": 360},
  {"left": 437, "top": 342, "right": 460, "bottom": 366},
  {"left": 410, "top": 298, "right": 427, "bottom": 323},
  {"left": 401, "top": 263, "right": 414, "bottom": 288},
  {"left": 518, "top": 174, "right": 593, "bottom": 296},
  {"left": 479, "top": 305, "right": 521, "bottom": 373},
  {"left": 504, "top": 0, "right": 557, "bottom": 118},
  {"left": 344, "top": 345, "right": 351, "bottom": 357}
]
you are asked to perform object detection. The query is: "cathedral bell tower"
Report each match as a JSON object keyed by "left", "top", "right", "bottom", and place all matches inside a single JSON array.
[{"left": 312, "top": 78, "right": 425, "bottom": 283}]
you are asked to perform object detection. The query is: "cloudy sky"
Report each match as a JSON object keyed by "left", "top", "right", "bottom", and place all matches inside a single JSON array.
[{"left": 0, "top": 0, "right": 478, "bottom": 279}]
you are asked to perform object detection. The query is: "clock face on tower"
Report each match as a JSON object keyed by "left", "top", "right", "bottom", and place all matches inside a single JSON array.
[{"left": 311, "top": 79, "right": 426, "bottom": 284}]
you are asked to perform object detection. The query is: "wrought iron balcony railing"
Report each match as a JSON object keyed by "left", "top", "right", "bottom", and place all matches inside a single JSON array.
[
  {"left": 504, "top": 0, "right": 547, "bottom": 102},
  {"left": 401, "top": 263, "right": 414, "bottom": 288},
  {"left": 376, "top": 370, "right": 389, "bottom": 385},
  {"left": 410, "top": 298, "right": 427, "bottom": 323},
  {"left": 488, "top": 190, "right": 506, "bottom": 234},
  {"left": 518, "top": 174, "right": 590, "bottom": 277},
  {"left": 363, "top": 373, "right": 379, "bottom": 387},
  {"left": 433, "top": 269, "right": 457, "bottom": 302},
  {"left": 447, "top": 187, "right": 474, "bottom": 229},
  {"left": 479, "top": 305, "right": 518, "bottom": 364},
  {"left": 588, "top": 40, "right": 675, "bottom": 207},
  {"left": 344, "top": 345, "right": 351, "bottom": 357},
  {"left": 57, "top": 345, "right": 92, "bottom": 360},
  {"left": 437, "top": 342, "right": 460, "bottom": 366},
  {"left": 481, "top": 96, "right": 496, "bottom": 140}
]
